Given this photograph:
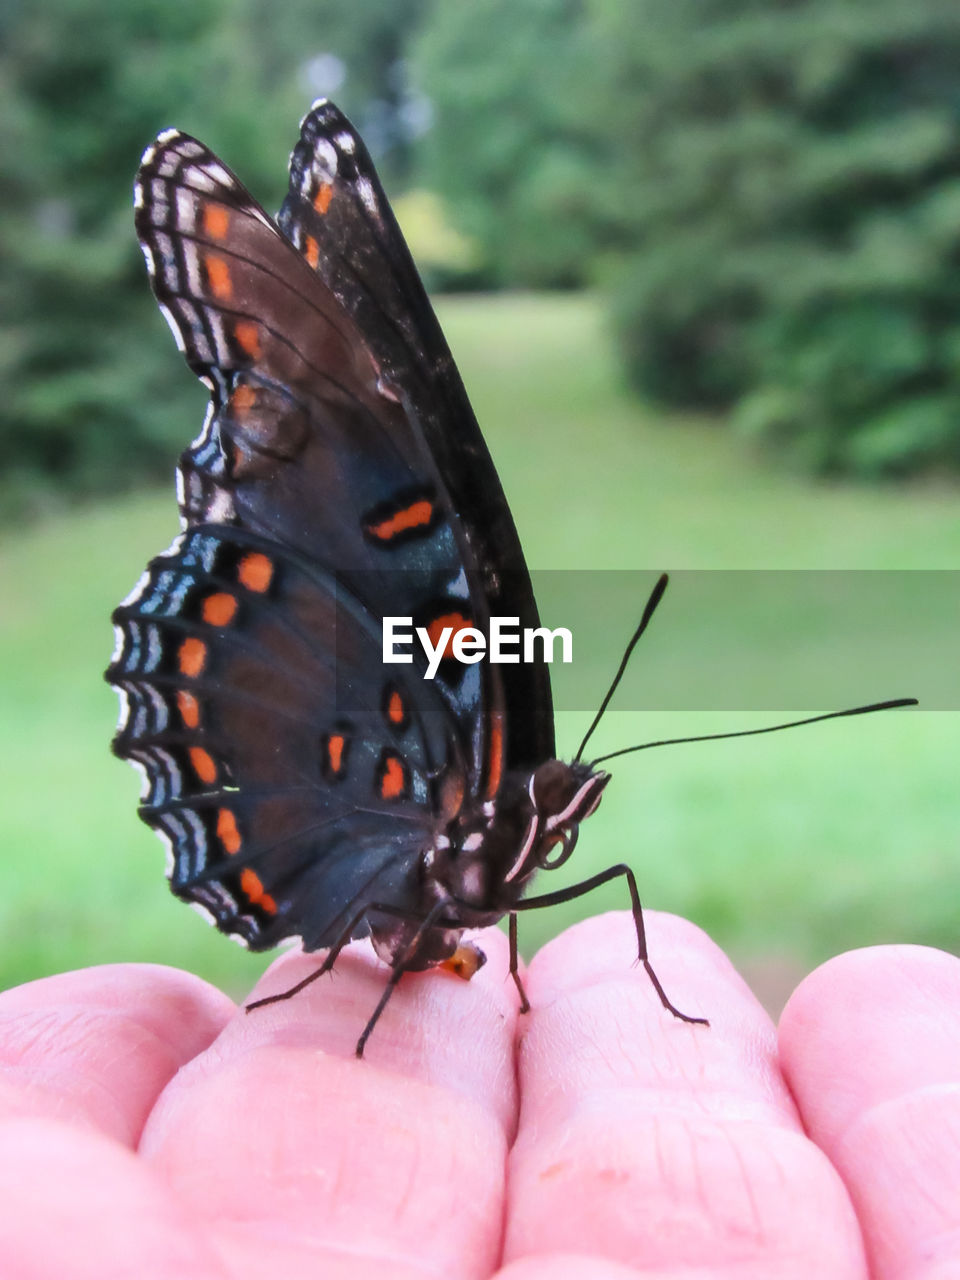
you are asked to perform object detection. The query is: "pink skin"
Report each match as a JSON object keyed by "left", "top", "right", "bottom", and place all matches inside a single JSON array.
[{"left": 0, "top": 916, "right": 957, "bottom": 1279}]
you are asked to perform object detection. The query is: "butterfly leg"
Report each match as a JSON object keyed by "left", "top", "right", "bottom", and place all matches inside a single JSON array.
[
  {"left": 508, "top": 913, "right": 531, "bottom": 1014},
  {"left": 514, "top": 863, "right": 708, "bottom": 1026},
  {"left": 245, "top": 963, "right": 331, "bottom": 1011},
  {"left": 245, "top": 899, "right": 451, "bottom": 1013},
  {"left": 354, "top": 897, "right": 459, "bottom": 1059}
]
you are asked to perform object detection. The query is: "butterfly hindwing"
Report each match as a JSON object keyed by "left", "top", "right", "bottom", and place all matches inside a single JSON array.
[{"left": 108, "top": 525, "right": 467, "bottom": 950}]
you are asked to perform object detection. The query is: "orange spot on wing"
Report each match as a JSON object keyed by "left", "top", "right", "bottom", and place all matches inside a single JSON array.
[
  {"left": 240, "top": 867, "right": 276, "bottom": 914},
  {"left": 380, "top": 753, "right": 406, "bottom": 799},
  {"left": 234, "top": 320, "right": 261, "bottom": 359},
  {"left": 237, "top": 552, "right": 273, "bottom": 593},
  {"left": 305, "top": 235, "right": 320, "bottom": 268},
  {"left": 203, "top": 204, "right": 230, "bottom": 239},
  {"left": 205, "top": 253, "right": 233, "bottom": 300},
  {"left": 189, "top": 746, "right": 217, "bottom": 785},
  {"left": 486, "top": 709, "right": 504, "bottom": 799},
  {"left": 426, "top": 612, "right": 471, "bottom": 659},
  {"left": 387, "top": 689, "right": 405, "bottom": 725},
  {"left": 202, "top": 592, "right": 237, "bottom": 626},
  {"left": 217, "top": 808, "right": 242, "bottom": 855},
  {"left": 178, "top": 637, "right": 207, "bottom": 677},
  {"left": 313, "top": 183, "right": 333, "bottom": 214},
  {"left": 176, "top": 689, "right": 200, "bottom": 729},
  {"left": 231, "top": 384, "right": 257, "bottom": 415},
  {"left": 327, "top": 733, "right": 345, "bottom": 774},
  {"left": 368, "top": 500, "right": 434, "bottom": 542}
]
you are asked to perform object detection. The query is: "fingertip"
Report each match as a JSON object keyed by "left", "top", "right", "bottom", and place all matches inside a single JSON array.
[
  {"left": 0, "top": 962, "right": 235, "bottom": 1038},
  {"left": 494, "top": 1254, "right": 646, "bottom": 1280},
  {"left": 139, "top": 929, "right": 519, "bottom": 1279},
  {"left": 505, "top": 913, "right": 865, "bottom": 1276},
  {"left": 517, "top": 911, "right": 790, "bottom": 1124},
  {"left": 778, "top": 945, "right": 960, "bottom": 1280},
  {"left": 236, "top": 927, "right": 518, "bottom": 1100},
  {"left": 779, "top": 944, "right": 960, "bottom": 1144},
  {"left": 523, "top": 909, "right": 752, "bottom": 1036},
  {"left": 0, "top": 1118, "right": 225, "bottom": 1278},
  {"left": 0, "top": 964, "right": 235, "bottom": 1144}
]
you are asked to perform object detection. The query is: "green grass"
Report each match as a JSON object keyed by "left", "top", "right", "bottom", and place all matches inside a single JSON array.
[{"left": 1, "top": 293, "right": 956, "bottom": 999}]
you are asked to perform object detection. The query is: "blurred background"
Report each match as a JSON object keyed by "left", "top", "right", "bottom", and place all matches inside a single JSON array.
[{"left": 1, "top": 0, "right": 957, "bottom": 1007}]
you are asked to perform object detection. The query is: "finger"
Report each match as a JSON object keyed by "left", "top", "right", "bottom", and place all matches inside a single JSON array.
[
  {"left": 494, "top": 1254, "right": 649, "bottom": 1280},
  {"left": 0, "top": 964, "right": 234, "bottom": 1145},
  {"left": 779, "top": 945, "right": 960, "bottom": 1280},
  {"left": 504, "top": 912, "right": 867, "bottom": 1279},
  {"left": 140, "top": 929, "right": 520, "bottom": 1280},
  {"left": 0, "top": 1118, "right": 227, "bottom": 1279},
  {"left": 491, "top": 1254, "right": 650, "bottom": 1274}
]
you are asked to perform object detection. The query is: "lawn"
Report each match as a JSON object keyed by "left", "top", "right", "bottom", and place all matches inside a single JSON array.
[{"left": 0, "top": 293, "right": 956, "bottom": 1003}]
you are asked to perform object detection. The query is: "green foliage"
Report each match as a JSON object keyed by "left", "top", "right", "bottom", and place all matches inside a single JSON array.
[
  {"left": 0, "top": 0, "right": 427, "bottom": 515},
  {"left": 0, "top": 0, "right": 227, "bottom": 516},
  {"left": 600, "top": 0, "right": 960, "bottom": 475},
  {"left": 390, "top": 189, "right": 483, "bottom": 290},
  {"left": 6, "top": 0, "right": 960, "bottom": 499},
  {"left": 253, "top": 0, "right": 430, "bottom": 186},
  {"left": 412, "top": 0, "right": 610, "bottom": 287}
]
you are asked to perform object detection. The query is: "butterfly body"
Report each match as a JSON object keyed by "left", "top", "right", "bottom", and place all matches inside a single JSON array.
[{"left": 371, "top": 757, "right": 611, "bottom": 971}]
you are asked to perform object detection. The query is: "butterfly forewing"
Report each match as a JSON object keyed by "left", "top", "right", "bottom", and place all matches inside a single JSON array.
[
  {"left": 135, "top": 120, "right": 499, "bottom": 722},
  {"left": 279, "top": 101, "right": 555, "bottom": 770},
  {"left": 136, "top": 129, "right": 433, "bottom": 571}
]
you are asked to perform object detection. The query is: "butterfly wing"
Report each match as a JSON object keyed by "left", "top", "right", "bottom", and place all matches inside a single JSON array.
[
  {"left": 134, "top": 120, "right": 510, "bottom": 755},
  {"left": 109, "top": 103, "right": 553, "bottom": 953},
  {"left": 109, "top": 120, "right": 495, "bottom": 948},
  {"left": 277, "top": 100, "right": 555, "bottom": 769}
]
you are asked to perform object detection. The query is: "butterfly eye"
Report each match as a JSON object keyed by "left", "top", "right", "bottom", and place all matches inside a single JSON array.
[{"left": 539, "top": 824, "right": 579, "bottom": 872}]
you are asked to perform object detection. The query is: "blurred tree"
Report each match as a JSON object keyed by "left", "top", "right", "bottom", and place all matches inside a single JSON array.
[
  {"left": 0, "top": 0, "right": 235, "bottom": 514},
  {"left": 7, "top": 0, "right": 960, "bottom": 502},
  {"left": 412, "top": 0, "right": 611, "bottom": 287},
  {"left": 267, "top": 0, "right": 431, "bottom": 186},
  {"left": 597, "top": 0, "right": 960, "bottom": 474},
  {"left": 0, "top": 0, "right": 430, "bottom": 515}
]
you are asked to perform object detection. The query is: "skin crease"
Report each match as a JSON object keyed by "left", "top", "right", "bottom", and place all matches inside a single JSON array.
[{"left": 0, "top": 915, "right": 957, "bottom": 1279}]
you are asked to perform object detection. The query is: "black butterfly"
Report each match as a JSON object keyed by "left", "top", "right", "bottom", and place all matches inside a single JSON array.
[{"left": 116, "top": 99, "right": 912, "bottom": 1055}]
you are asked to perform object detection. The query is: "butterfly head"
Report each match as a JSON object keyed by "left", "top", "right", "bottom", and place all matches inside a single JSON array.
[{"left": 517, "top": 758, "right": 611, "bottom": 877}]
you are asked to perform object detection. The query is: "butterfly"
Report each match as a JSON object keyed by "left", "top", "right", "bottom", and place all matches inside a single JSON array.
[{"left": 105, "top": 99, "right": 712, "bottom": 1054}]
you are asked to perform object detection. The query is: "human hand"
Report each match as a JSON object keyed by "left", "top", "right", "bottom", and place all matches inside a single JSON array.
[{"left": 0, "top": 914, "right": 957, "bottom": 1279}]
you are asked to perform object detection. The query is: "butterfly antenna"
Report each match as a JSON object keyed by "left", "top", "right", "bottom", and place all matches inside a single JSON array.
[
  {"left": 574, "top": 573, "right": 669, "bottom": 764},
  {"left": 588, "top": 698, "right": 918, "bottom": 768}
]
